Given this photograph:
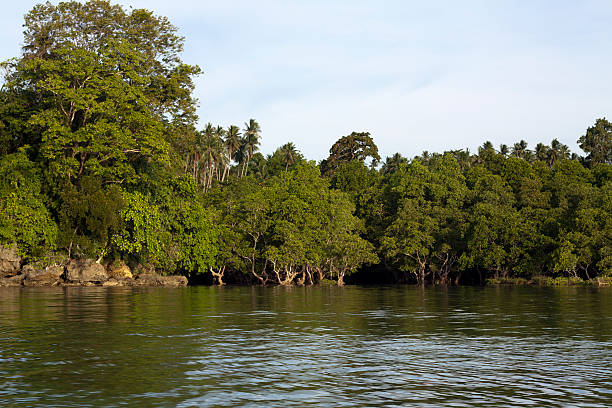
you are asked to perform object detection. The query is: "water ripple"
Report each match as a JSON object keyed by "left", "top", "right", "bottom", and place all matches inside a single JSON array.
[{"left": 0, "top": 286, "right": 611, "bottom": 407}]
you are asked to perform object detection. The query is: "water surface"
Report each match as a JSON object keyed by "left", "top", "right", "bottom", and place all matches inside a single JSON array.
[{"left": 1, "top": 286, "right": 611, "bottom": 407}]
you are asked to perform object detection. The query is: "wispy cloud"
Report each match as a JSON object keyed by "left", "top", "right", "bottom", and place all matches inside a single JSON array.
[{"left": 2, "top": 0, "right": 610, "bottom": 159}]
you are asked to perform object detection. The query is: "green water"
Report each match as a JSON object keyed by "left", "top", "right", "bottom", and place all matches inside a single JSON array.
[{"left": 0, "top": 286, "right": 611, "bottom": 407}]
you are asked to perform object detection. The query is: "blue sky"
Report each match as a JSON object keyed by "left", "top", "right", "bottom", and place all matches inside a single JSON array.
[{"left": 1, "top": 1, "right": 610, "bottom": 160}]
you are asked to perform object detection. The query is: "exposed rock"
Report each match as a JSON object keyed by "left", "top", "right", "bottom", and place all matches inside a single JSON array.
[
  {"left": 107, "top": 261, "right": 133, "bottom": 279},
  {"left": 133, "top": 272, "right": 188, "bottom": 287},
  {"left": 59, "top": 281, "right": 96, "bottom": 287},
  {"left": 64, "top": 259, "right": 108, "bottom": 283},
  {"left": 102, "top": 278, "right": 122, "bottom": 287},
  {"left": 133, "top": 263, "right": 155, "bottom": 276},
  {"left": 22, "top": 264, "right": 64, "bottom": 286},
  {"left": 0, "top": 244, "right": 22, "bottom": 277},
  {"left": 0, "top": 256, "right": 187, "bottom": 287},
  {"left": 0, "top": 274, "right": 24, "bottom": 287}
]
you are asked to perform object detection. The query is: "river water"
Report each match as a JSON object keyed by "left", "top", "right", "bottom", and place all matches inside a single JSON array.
[{"left": 0, "top": 286, "right": 610, "bottom": 407}]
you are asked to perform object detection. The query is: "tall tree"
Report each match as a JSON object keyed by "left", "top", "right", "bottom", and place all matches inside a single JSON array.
[
  {"left": 242, "top": 119, "right": 261, "bottom": 176},
  {"left": 223, "top": 125, "right": 241, "bottom": 181},
  {"left": 381, "top": 153, "right": 408, "bottom": 175},
  {"left": 579, "top": 118, "right": 612, "bottom": 166},
  {"left": 2, "top": 0, "right": 201, "bottom": 191},
  {"left": 512, "top": 140, "right": 530, "bottom": 160},
  {"left": 198, "top": 125, "right": 223, "bottom": 191},
  {"left": 279, "top": 142, "right": 298, "bottom": 171},
  {"left": 499, "top": 144, "right": 509, "bottom": 157},
  {"left": 535, "top": 143, "right": 549, "bottom": 162},
  {"left": 321, "top": 132, "right": 380, "bottom": 176},
  {"left": 547, "top": 139, "right": 570, "bottom": 167}
]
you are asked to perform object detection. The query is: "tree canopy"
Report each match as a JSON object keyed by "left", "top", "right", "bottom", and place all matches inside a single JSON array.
[{"left": 0, "top": 1, "right": 609, "bottom": 285}]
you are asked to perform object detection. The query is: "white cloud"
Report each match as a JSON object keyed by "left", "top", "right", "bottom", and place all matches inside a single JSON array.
[{"left": 2, "top": 0, "right": 610, "bottom": 160}]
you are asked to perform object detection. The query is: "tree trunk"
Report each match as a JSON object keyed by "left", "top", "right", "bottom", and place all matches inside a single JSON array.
[
  {"left": 316, "top": 267, "right": 324, "bottom": 283},
  {"left": 305, "top": 267, "right": 313, "bottom": 285},
  {"left": 210, "top": 266, "right": 226, "bottom": 285},
  {"left": 296, "top": 269, "right": 306, "bottom": 285},
  {"left": 454, "top": 270, "right": 463, "bottom": 286},
  {"left": 337, "top": 271, "right": 345, "bottom": 286}
]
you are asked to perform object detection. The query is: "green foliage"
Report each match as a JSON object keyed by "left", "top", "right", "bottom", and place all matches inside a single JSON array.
[
  {"left": 112, "top": 191, "right": 163, "bottom": 258},
  {"left": 131, "top": 169, "right": 219, "bottom": 276},
  {"left": 579, "top": 118, "right": 611, "bottom": 166},
  {"left": 204, "top": 163, "right": 376, "bottom": 284},
  {"left": 112, "top": 177, "right": 220, "bottom": 277},
  {"left": 160, "top": 180, "right": 219, "bottom": 276},
  {"left": 321, "top": 131, "right": 380, "bottom": 176},
  {"left": 0, "top": 1, "right": 610, "bottom": 285},
  {"left": 0, "top": 153, "right": 58, "bottom": 259},
  {"left": 2, "top": 0, "right": 200, "bottom": 191},
  {"left": 58, "top": 176, "right": 124, "bottom": 259}
]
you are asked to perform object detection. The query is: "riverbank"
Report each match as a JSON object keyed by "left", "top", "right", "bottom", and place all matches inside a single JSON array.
[
  {"left": 0, "top": 245, "right": 186, "bottom": 288},
  {"left": 486, "top": 276, "right": 612, "bottom": 287},
  {"left": 3, "top": 245, "right": 609, "bottom": 288}
]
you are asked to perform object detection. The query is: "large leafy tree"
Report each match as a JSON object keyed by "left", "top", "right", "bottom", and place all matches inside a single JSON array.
[
  {"left": 380, "top": 155, "right": 468, "bottom": 285},
  {"left": 579, "top": 118, "right": 612, "bottom": 166},
  {"left": 320, "top": 131, "right": 381, "bottom": 176},
  {"left": 0, "top": 1, "right": 205, "bottom": 263},
  {"left": 2, "top": 0, "right": 200, "bottom": 188}
]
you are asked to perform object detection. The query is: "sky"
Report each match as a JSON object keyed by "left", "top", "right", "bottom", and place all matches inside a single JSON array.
[{"left": 1, "top": 0, "right": 610, "bottom": 160}]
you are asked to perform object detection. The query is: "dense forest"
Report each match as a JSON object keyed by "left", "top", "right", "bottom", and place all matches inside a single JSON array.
[{"left": 1, "top": 1, "right": 610, "bottom": 286}]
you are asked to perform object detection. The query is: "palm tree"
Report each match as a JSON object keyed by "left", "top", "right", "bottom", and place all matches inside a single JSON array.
[
  {"left": 476, "top": 141, "right": 495, "bottom": 164},
  {"left": 382, "top": 152, "right": 408, "bottom": 175},
  {"left": 248, "top": 153, "right": 268, "bottom": 180},
  {"left": 481, "top": 141, "right": 494, "bottom": 151},
  {"left": 452, "top": 149, "right": 473, "bottom": 170},
  {"left": 499, "top": 144, "right": 509, "bottom": 157},
  {"left": 214, "top": 126, "right": 227, "bottom": 181},
  {"left": 547, "top": 138, "right": 570, "bottom": 167},
  {"left": 512, "top": 140, "right": 529, "bottom": 160},
  {"left": 233, "top": 141, "right": 247, "bottom": 176},
  {"left": 279, "top": 142, "right": 298, "bottom": 171},
  {"left": 535, "top": 143, "right": 549, "bottom": 162},
  {"left": 223, "top": 125, "right": 241, "bottom": 181},
  {"left": 418, "top": 150, "right": 431, "bottom": 165},
  {"left": 199, "top": 125, "right": 223, "bottom": 191},
  {"left": 242, "top": 118, "right": 261, "bottom": 176},
  {"left": 194, "top": 123, "right": 215, "bottom": 184}
]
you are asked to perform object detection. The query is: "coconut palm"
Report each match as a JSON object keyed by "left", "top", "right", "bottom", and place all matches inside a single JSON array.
[
  {"left": 547, "top": 138, "right": 570, "bottom": 167},
  {"left": 242, "top": 119, "right": 261, "bottom": 176},
  {"left": 452, "top": 149, "right": 473, "bottom": 170},
  {"left": 481, "top": 141, "right": 494, "bottom": 151},
  {"left": 199, "top": 124, "right": 223, "bottom": 190},
  {"left": 214, "top": 126, "right": 227, "bottom": 181},
  {"left": 280, "top": 142, "right": 298, "bottom": 171},
  {"left": 418, "top": 150, "right": 431, "bottom": 165},
  {"left": 223, "top": 125, "right": 241, "bottom": 181},
  {"left": 535, "top": 143, "right": 549, "bottom": 162},
  {"left": 475, "top": 141, "right": 495, "bottom": 164},
  {"left": 512, "top": 140, "right": 529, "bottom": 160},
  {"left": 499, "top": 144, "right": 509, "bottom": 157},
  {"left": 382, "top": 152, "right": 408, "bottom": 175},
  {"left": 233, "top": 141, "right": 247, "bottom": 176}
]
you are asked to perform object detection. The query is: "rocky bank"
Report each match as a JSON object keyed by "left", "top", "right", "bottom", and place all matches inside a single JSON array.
[{"left": 0, "top": 245, "right": 187, "bottom": 287}]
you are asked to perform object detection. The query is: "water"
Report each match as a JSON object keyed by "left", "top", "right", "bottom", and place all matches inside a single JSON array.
[{"left": 0, "top": 286, "right": 611, "bottom": 407}]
